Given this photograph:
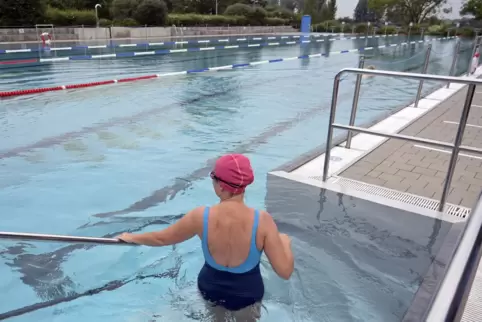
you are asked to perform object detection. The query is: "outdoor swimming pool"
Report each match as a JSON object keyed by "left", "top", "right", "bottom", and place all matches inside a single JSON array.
[{"left": 0, "top": 34, "right": 475, "bottom": 321}]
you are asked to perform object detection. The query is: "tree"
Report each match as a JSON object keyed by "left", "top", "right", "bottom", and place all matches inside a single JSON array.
[
  {"left": 111, "top": 0, "right": 138, "bottom": 20},
  {"left": 354, "top": 0, "right": 378, "bottom": 22},
  {"left": 134, "top": 0, "right": 168, "bottom": 25},
  {"left": 0, "top": 0, "right": 46, "bottom": 26},
  {"left": 368, "top": 0, "right": 446, "bottom": 24},
  {"left": 327, "top": 0, "right": 337, "bottom": 20},
  {"left": 461, "top": 0, "right": 482, "bottom": 20}
]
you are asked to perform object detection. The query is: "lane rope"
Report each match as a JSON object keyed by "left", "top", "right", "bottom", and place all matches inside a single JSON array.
[
  {"left": 0, "top": 33, "right": 410, "bottom": 54},
  {"left": 0, "top": 36, "right": 457, "bottom": 98}
]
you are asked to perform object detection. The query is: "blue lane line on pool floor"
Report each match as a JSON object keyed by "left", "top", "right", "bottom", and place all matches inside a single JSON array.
[
  {"left": 32, "top": 36, "right": 455, "bottom": 64},
  {"left": 0, "top": 33, "right": 409, "bottom": 54}
]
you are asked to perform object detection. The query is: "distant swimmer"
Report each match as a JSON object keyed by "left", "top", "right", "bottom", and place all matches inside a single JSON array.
[
  {"left": 363, "top": 65, "right": 376, "bottom": 79},
  {"left": 117, "top": 154, "right": 295, "bottom": 321}
]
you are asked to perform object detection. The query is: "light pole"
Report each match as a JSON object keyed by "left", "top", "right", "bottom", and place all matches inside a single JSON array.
[
  {"left": 408, "top": 22, "right": 413, "bottom": 42},
  {"left": 215, "top": 0, "right": 218, "bottom": 15},
  {"left": 95, "top": 4, "right": 102, "bottom": 28},
  {"left": 384, "top": 21, "right": 388, "bottom": 37},
  {"left": 341, "top": 21, "right": 345, "bottom": 34}
]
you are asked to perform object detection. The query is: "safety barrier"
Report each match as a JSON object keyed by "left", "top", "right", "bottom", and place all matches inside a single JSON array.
[
  {"left": 0, "top": 38, "right": 453, "bottom": 98},
  {"left": 0, "top": 33, "right": 409, "bottom": 54}
]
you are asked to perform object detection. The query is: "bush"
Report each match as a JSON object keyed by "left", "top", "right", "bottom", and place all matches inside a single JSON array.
[
  {"left": 224, "top": 3, "right": 253, "bottom": 17},
  {"left": 99, "top": 18, "right": 112, "bottom": 26},
  {"left": 249, "top": 6, "right": 267, "bottom": 25},
  {"left": 45, "top": 7, "right": 97, "bottom": 25},
  {"left": 265, "top": 17, "right": 288, "bottom": 26},
  {"left": 134, "top": 0, "right": 168, "bottom": 26},
  {"left": 354, "top": 23, "right": 367, "bottom": 34},
  {"left": 112, "top": 18, "right": 139, "bottom": 26},
  {"left": 0, "top": 0, "right": 46, "bottom": 26},
  {"left": 168, "top": 14, "right": 248, "bottom": 26},
  {"left": 266, "top": 7, "right": 294, "bottom": 21},
  {"left": 377, "top": 26, "right": 397, "bottom": 35},
  {"left": 459, "top": 27, "right": 475, "bottom": 38},
  {"left": 111, "top": 0, "right": 138, "bottom": 20},
  {"left": 427, "top": 24, "right": 446, "bottom": 36}
]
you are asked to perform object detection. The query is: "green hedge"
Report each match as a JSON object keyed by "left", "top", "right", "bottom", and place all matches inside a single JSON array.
[
  {"left": 168, "top": 14, "right": 248, "bottom": 26},
  {"left": 43, "top": 9, "right": 290, "bottom": 26},
  {"left": 45, "top": 7, "right": 97, "bottom": 25}
]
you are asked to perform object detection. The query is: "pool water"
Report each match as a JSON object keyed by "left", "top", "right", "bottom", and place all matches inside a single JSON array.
[{"left": 0, "top": 35, "right": 474, "bottom": 321}]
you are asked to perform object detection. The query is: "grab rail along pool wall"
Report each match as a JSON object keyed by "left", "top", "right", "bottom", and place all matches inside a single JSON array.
[
  {"left": 425, "top": 192, "right": 482, "bottom": 321},
  {"left": 0, "top": 231, "right": 132, "bottom": 245},
  {"left": 322, "top": 69, "right": 482, "bottom": 212}
]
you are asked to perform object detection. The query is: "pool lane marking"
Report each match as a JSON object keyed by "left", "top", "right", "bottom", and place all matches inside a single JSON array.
[{"left": 0, "top": 36, "right": 454, "bottom": 99}]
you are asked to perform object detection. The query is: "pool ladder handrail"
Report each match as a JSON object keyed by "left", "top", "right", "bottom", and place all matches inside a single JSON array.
[
  {"left": 322, "top": 68, "right": 482, "bottom": 322},
  {"left": 0, "top": 231, "right": 134, "bottom": 245},
  {"left": 322, "top": 68, "right": 482, "bottom": 213}
]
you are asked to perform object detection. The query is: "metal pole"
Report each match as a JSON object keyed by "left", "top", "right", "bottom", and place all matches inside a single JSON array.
[
  {"left": 414, "top": 44, "right": 432, "bottom": 107},
  {"left": 438, "top": 84, "right": 476, "bottom": 212},
  {"left": 215, "top": 0, "right": 218, "bottom": 15},
  {"left": 323, "top": 76, "right": 342, "bottom": 181},
  {"left": 0, "top": 231, "right": 132, "bottom": 245},
  {"left": 346, "top": 56, "right": 365, "bottom": 149},
  {"left": 95, "top": 4, "right": 102, "bottom": 28},
  {"left": 447, "top": 40, "right": 461, "bottom": 88}
]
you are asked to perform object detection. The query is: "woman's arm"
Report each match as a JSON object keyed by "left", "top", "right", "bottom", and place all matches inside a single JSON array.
[
  {"left": 261, "top": 211, "right": 294, "bottom": 280},
  {"left": 117, "top": 207, "right": 203, "bottom": 246}
]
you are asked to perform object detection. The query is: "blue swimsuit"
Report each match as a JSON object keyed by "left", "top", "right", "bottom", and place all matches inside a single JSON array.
[{"left": 197, "top": 207, "right": 264, "bottom": 311}]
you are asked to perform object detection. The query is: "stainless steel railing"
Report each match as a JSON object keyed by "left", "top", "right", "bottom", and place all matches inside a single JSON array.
[
  {"left": 425, "top": 192, "right": 482, "bottom": 321},
  {"left": 322, "top": 68, "right": 482, "bottom": 212},
  {"left": 0, "top": 231, "right": 132, "bottom": 245}
]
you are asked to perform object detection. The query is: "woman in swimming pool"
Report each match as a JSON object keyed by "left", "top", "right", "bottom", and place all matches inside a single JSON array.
[{"left": 117, "top": 154, "right": 295, "bottom": 321}]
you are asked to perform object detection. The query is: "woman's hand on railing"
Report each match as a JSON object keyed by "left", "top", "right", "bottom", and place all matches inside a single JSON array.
[{"left": 116, "top": 233, "right": 137, "bottom": 244}]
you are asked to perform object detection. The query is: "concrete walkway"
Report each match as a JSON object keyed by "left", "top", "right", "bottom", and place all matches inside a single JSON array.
[{"left": 340, "top": 86, "right": 482, "bottom": 208}]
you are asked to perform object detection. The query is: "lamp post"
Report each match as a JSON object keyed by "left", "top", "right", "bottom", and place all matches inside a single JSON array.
[
  {"left": 384, "top": 21, "right": 388, "bottom": 37},
  {"left": 408, "top": 22, "right": 413, "bottom": 42},
  {"left": 95, "top": 4, "right": 102, "bottom": 28},
  {"left": 341, "top": 21, "right": 345, "bottom": 34},
  {"left": 215, "top": 0, "right": 218, "bottom": 15}
]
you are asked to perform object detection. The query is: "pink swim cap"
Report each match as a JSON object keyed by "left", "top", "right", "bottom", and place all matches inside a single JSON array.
[{"left": 211, "top": 154, "right": 254, "bottom": 194}]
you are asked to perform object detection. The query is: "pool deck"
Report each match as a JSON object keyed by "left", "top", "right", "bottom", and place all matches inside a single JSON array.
[
  {"left": 339, "top": 84, "right": 482, "bottom": 209},
  {"left": 268, "top": 66, "right": 482, "bottom": 320}
]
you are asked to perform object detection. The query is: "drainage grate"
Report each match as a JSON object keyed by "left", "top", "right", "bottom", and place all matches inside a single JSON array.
[{"left": 309, "top": 175, "right": 471, "bottom": 219}]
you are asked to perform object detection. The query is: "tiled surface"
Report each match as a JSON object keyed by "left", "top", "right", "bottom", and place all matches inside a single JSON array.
[{"left": 340, "top": 87, "right": 482, "bottom": 208}]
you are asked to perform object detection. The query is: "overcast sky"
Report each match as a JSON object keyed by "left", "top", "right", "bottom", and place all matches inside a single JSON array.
[{"left": 336, "top": 0, "right": 464, "bottom": 19}]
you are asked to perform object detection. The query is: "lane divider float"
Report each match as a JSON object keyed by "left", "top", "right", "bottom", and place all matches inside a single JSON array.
[
  {"left": 0, "top": 37, "right": 455, "bottom": 98},
  {"left": 0, "top": 33, "right": 451, "bottom": 55},
  {"left": 0, "top": 35, "right": 457, "bottom": 67}
]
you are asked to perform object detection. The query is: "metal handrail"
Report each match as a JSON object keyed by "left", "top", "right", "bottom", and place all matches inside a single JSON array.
[
  {"left": 323, "top": 68, "right": 482, "bottom": 212},
  {"left": 425, "top": 192, "right": 482, "bottom": 321},
  {"left": 0, "top": 231, "right": 132, "bottom": 245}
]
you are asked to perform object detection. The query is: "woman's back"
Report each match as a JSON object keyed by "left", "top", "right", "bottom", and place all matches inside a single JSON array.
[{"left": 205, "top": 202, "right": 264, "bottom": 269}]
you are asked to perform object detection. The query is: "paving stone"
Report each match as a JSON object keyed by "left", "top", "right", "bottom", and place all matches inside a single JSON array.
[
  {"left": 392, "top": 162, "right": 415, "bottom": 172},
  {"left": 378, "top": 173, "right": 404, "bottom": 183},
  {"left": 396, "top": 169, "right": 421, "bottom": 180},
  {"left": 412, "top": 166, "right": 437, "bottom": 176}
]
